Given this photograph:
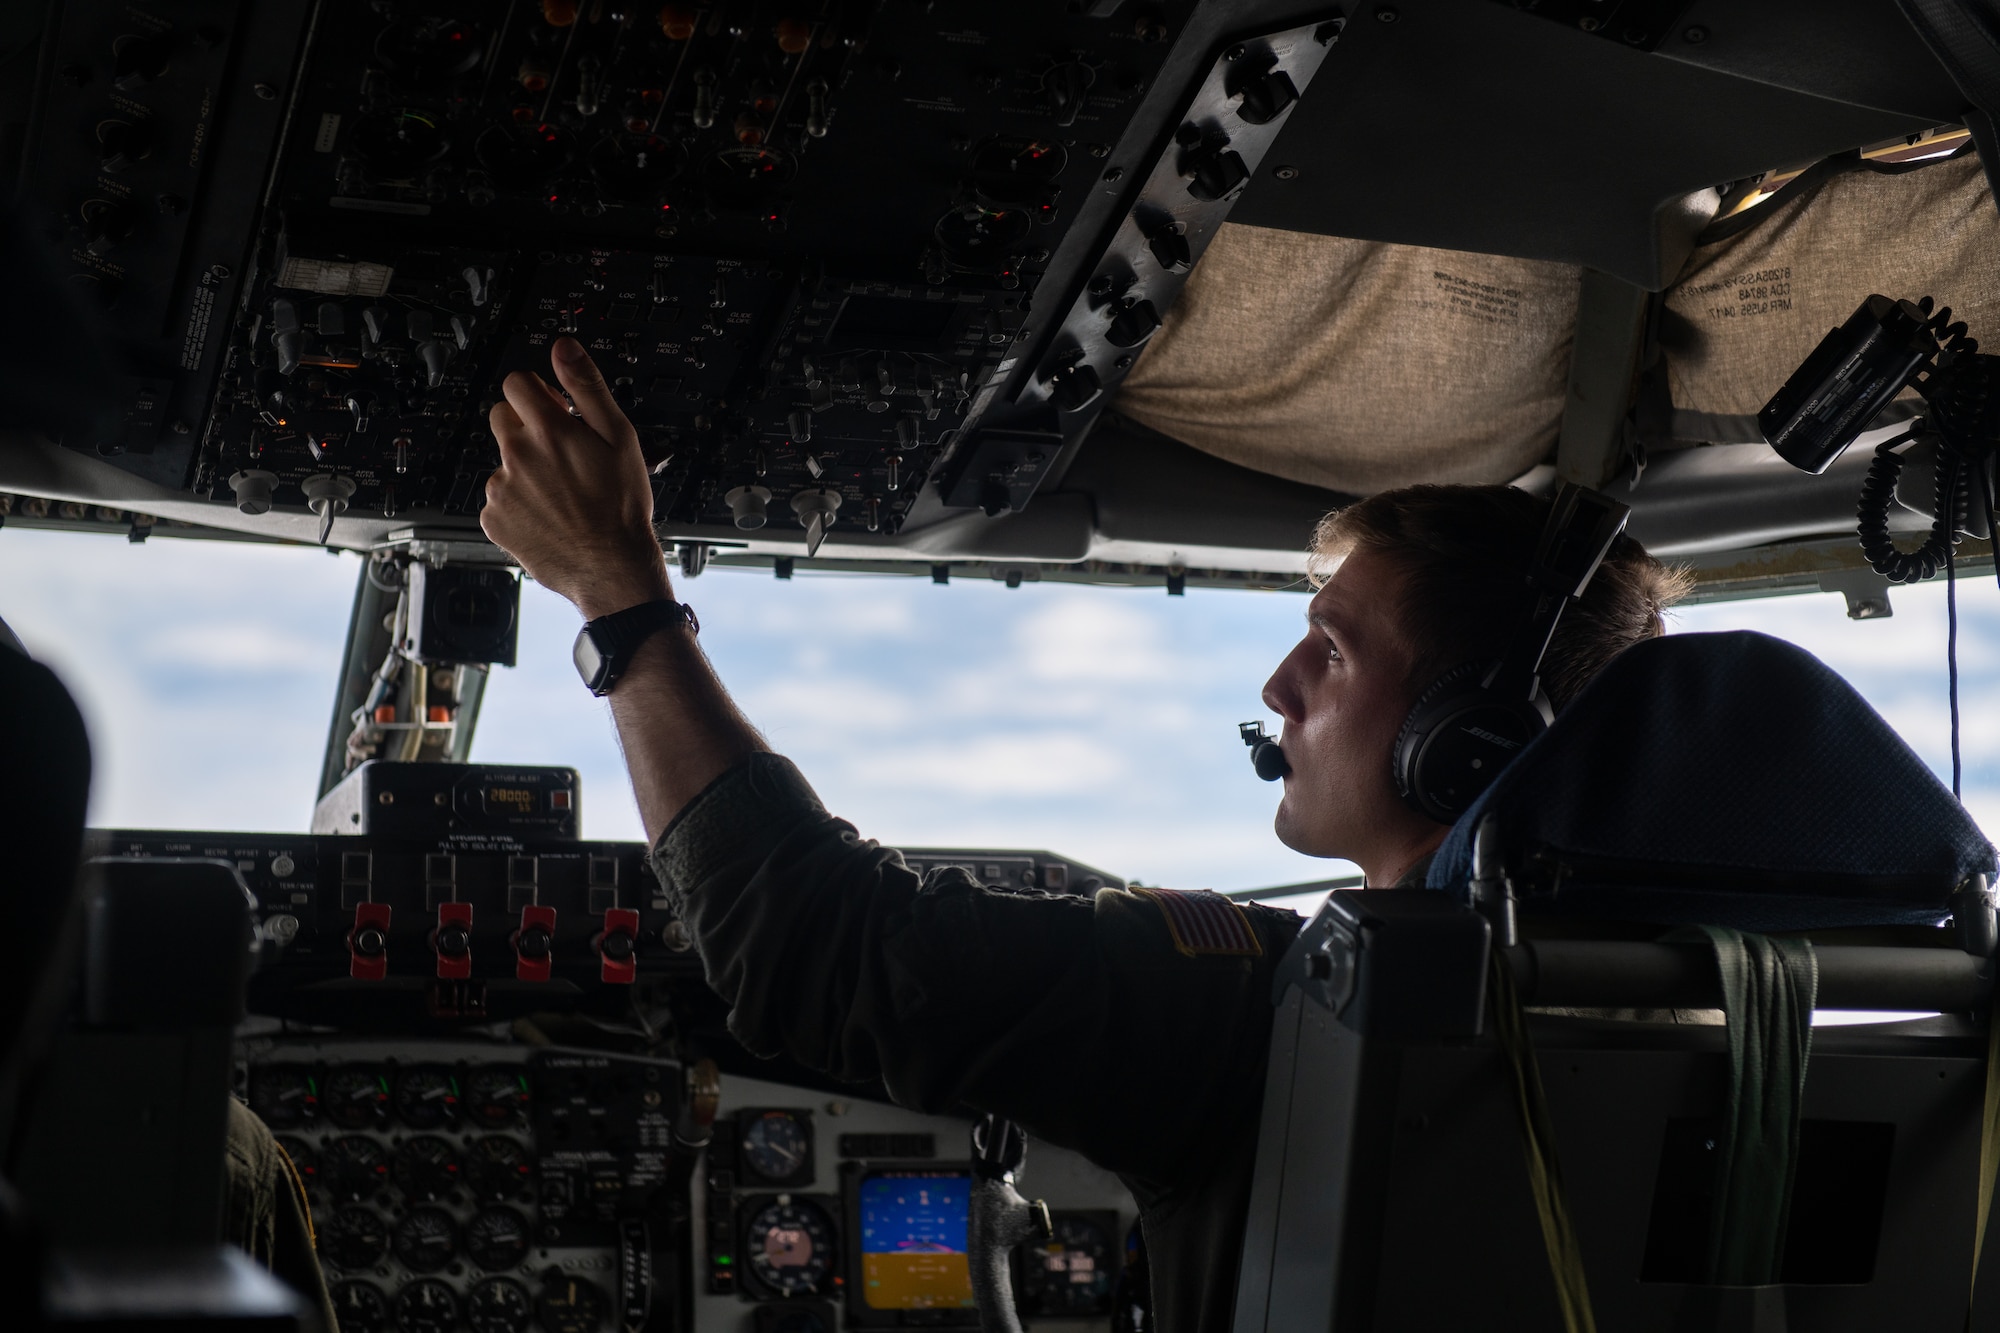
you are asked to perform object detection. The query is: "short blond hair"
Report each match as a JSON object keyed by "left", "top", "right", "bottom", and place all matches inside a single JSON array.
[{"left": 1310, "top": 485, "right": 1694, "bottom": 711}]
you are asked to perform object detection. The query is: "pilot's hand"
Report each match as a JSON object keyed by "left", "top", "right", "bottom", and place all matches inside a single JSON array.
[{"left": 481, "top": 336, "right": 673, "bottom": 620}]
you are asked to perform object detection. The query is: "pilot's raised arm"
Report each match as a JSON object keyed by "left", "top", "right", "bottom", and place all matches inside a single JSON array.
[{"left": 479, "top": 338, "right": 1690, "bottom": 1333}]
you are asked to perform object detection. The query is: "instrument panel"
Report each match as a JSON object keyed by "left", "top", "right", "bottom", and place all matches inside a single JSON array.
[
  {"left": 242, "top": 1039, "right": 683, "bottom": 1333},
  {"left": 17, "top": 0, "right": 1333, "bottom": 561},
  {"left": 240, "top": 1045, "right": 1137, "bottom": 1332}
]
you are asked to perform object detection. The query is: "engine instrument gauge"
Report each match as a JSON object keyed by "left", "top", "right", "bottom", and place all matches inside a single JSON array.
[
  {"left": 536, "top": 1275, "right": 608, "bottom": 1333},
  {"left": 324, "top": 1135, "right": 392, "bottom": 1200},
  {"left": 739, "top": 1109, "right": 813, "bottom": 1185},
  {"left": 465, "top": 1067, "right": 530, "bottom": 1128},
  {"left": 321, "top": 1067, "right": 390, "bottom": 1128},
  {"left": 465, "top": 1135, "right": 533, "bottom": 1201},
  {"left": 391, "top": 1135, "right": 460, "bottom": 1200},
  {"left": 742, "top": 1196, "right": 836, "bottom": 1296},
  {"left": 329, "top": 1280, "right": 389, "bottom": 1333},
  {"left": 392, "top": 1065, "right": 460, "bottom": 1128},
  {"left": 273, "top": 1136, "right": 316, "bottom": 1192},
  {"left": 465, "top": 1205, "right": 531, "bottom": 1270},
  {"left": 391, "top": 1206, "right": 459, "bottom": 1273},
  {"left": 247, "top": 1065, "right": 317, "bottom": 1128},
  {"left": 468, "top": 1277, "right": 533, "bottom": 1333},
  {"left": 393, "top": 1278, "right": 461, "bottom": 1333},
  {"left": 1018, "top": 1210, "right": 1118, "bottom": 1317},
  {"left": 322, "top": 1207, "right": 389, "bottom": 1270}
]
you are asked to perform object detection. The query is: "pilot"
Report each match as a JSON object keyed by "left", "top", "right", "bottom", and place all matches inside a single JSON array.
[{"left": 478, "top": 338, "right": 1691, "bottom": 1331}]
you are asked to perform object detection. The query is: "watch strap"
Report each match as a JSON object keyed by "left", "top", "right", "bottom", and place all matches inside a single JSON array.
[{"left": 578, "top": 598, "right": 698, "bottom": 696}]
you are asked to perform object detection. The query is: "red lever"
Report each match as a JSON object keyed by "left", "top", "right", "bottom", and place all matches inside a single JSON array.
[
  {"left": 596, "top": 908, "right": 640, "bottom": 984},
  {"left": 348, "top": 902, "right": 392, "bottom": 980},
  {"left": 513, "top": 904, "right": 557, "bottom": 982},
  {"left": 432, "top": 901, "right": 473, "bottom": 980}
]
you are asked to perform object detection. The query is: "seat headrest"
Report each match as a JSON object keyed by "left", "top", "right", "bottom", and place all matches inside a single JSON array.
[{"left": 1425, "top": 630, "right": 1997, "bottom": 930}]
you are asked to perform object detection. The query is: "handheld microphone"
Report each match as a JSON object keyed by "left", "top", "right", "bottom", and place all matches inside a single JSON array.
[{"left": 1239, "top": 722, "right": 1290, "bottom": 781}]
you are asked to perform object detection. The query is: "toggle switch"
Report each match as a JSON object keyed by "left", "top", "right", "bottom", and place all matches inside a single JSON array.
[
  {"left": 514, "top": 904, "right": 556, "bottom": 982},
  {"left": 270, "top": 300, "right": 302, "bottom": 375},
  {"left": 348, "top": 902, "right": 392, "bottom": 980},
  {"left": 462, "top": 265, "right": 493, "bottom": 307},
  {"left": 595, "top": 908, "right": 640, "bottom": 985},
  {"left": 432, "top": 902, "right": 473, "bottom": 980}
]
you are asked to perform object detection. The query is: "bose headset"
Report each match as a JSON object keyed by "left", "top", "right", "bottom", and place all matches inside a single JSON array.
[{"left": 1241, "top": 482, "right": 1632, "bottom": 825}]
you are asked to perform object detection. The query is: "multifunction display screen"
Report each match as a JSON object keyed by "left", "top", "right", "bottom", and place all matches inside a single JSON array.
[{"left": 855, "top": 1170, "right": 975, "bottom": 1310}]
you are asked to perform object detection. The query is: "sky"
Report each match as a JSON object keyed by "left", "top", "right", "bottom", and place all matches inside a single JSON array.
[{"left": 2, "top": 524, "right": 1997, "bottom": 898}]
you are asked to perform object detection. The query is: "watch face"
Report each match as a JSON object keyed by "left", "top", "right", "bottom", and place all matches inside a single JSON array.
[{"left": 572, "top": 626, "right": 610, "bottom": 690}]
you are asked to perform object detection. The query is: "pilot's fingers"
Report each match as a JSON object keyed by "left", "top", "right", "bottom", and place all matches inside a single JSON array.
[
  {"left": 549, "top": 336, "right": 639, "bottom": 453},
  {"left": 488, "top": 397, "right": 532, "bottom": 461},
  {"left": 498, "top": 369, "right": 572, "bottom": 445}
]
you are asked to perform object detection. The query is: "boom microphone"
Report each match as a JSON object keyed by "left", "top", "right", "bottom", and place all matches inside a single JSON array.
[{"left": 1239, "top": 722, "right": 1291, "bottom": 781}]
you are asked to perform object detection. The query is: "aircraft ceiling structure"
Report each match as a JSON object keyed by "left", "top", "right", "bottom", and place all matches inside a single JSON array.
[{"left": 0, "top": 0, "right": 1992, "bottom": 600}]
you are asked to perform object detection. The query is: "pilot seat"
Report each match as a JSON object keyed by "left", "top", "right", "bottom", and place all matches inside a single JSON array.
[{"left": 1233, "top": 629, "right": 2000, "bottom": 1333}]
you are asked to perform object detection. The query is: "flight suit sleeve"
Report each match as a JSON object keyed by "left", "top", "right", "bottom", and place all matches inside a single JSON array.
[{"left": 647, "top": 753, "right": 1300, "bottom": 1189}]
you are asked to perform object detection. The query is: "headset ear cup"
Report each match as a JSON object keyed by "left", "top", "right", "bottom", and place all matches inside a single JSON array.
[{"left": 1392, "top": 661, "right": 1492, "bottom": 804}]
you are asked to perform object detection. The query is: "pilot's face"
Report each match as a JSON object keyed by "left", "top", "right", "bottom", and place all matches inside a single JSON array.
[{"left": 1260, "top": 546, "right": 1442, "bottom": 879}]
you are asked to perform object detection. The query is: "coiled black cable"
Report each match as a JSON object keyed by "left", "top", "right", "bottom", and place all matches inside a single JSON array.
[
  {"left": 1854, "top": 298, "right": 1990, "bottom": 585},
  {"left": 1856, "top": 431, "right": 1965, "bottom": 583}
]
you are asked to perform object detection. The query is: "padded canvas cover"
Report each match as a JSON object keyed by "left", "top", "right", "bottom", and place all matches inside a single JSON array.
[
  {"left": 1425, "top": 630, "right": 1997, "bottom": 930},
  {"left": 1111, "top": 153, "right": 1995, "bottom": 493},
  {"left": 1113, "top": 225, "right": 1579, "bottom": 494},
  {"left": 1664, "top": 152, "right": 2000, "bottom": 422}
]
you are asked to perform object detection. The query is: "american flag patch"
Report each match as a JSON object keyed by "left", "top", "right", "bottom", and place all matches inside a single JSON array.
[{"left": 1131, "top": 887, "right": 1263, "bottom": 958}]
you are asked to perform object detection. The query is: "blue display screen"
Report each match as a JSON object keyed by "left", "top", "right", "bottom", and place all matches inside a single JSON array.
[{"left": 856, "top": 1170, "right": 974, "bottom": 1310}]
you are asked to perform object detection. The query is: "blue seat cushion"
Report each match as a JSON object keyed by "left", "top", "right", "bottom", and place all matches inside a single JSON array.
[{"left": 1424, "top": 631, "right": 1996, "bottom": 930}]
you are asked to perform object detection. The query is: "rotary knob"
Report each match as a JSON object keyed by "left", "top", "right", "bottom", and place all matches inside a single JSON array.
[{"left": 726, "top": 485, "right": 772, "bottom": 530}]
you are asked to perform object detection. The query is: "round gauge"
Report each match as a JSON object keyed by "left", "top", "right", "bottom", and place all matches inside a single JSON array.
[
  {"left": 589, "top": 135, "right": 686, "bottom": 203},
  {"left": 274, "top": 1135, "right": 317, "bottom": 1192},
  {"left": 464, "top": 1135, "right": 534, "bottom": 1202},
  {"left": 393, "top": 1278, "right": 460, "bottom": 1333},
  {"left": 321, "top": 1207, "right": 388, "bottom": 1270},
  {"left": 392, "top": 1066, "right": 460, "bottom": 1129},
  {"left": 535, "top": 1276, "right": 607, "bottom": 1333},
  {"left": 373, "top": 18, "right": 482, "bottom": 79},
  {"left": 322, "top": 1068, "right": 390, "bottom": 1129},
  {"left": 391, "top": 1206, "right": 458, "bottom": 1273},
  {"left": 468, "top": 1277, "right": 533, "bottom": 1333},
  {"left": 349, "top": 109, "right": 452, "bottom": 175},
  {"left": 476, "top": 123, "right": 575, "bottom": 183},
  {"left": 740, "top": 1111, "right": 812, "bottom": 1184},
  {"left": 465, "top": 1205, "right": 531, "bottom": 1271},
  {"left": 743, "top": 1197, "right": 835, "bottom": 1296},
  {"left": 465, "top": 1067, "right": 530, "bottom": 1128},
  {"left": 324, "top": 1135, "right": 392, "bottom": 1200},
  {"left": 391, "top": 1136, "right": 460, "bottom": 1200},
  {"left": 934, "top": 207, "right": 1033, "bottom": 270},
  {"left": 247, "top": 1065, "right": 317, "bottom": 1128},
  {"left": 1020, "top": 1212, "right": 1116, "bottom": 1315},
  {"left": 329, "top": 1280, "right": 389, "bottom": 1333}
]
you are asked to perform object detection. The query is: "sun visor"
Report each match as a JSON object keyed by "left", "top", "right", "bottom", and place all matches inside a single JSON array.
[
  {"left": 1112, "top": 224, "right": 1579, "bottom": 496},
  {"left": 1664, "top": 153, "right": 2000, "bottom": 426}
]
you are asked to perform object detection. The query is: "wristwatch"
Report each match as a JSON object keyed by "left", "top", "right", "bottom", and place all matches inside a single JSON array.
[{"left": 573, "top": 598, "right": 699, "bottom": 697}]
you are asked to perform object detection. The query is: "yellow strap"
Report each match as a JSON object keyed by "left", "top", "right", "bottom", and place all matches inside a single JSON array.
[
  {"left": 1970, "top": 988, "right": 2000, "bottom": 1330},
  {"left": 1489, "top": 944, "right": 1598, "bottom": 1333},
  {"left": 271, "top": 1137, "right": 317, "bottom": 1250}
]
